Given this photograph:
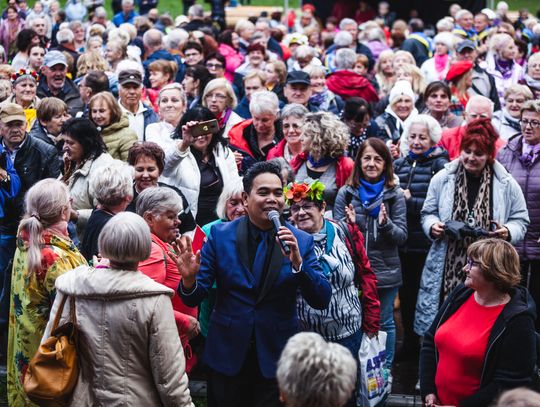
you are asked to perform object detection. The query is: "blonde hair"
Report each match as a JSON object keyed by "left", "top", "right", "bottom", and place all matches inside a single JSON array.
[
  {"left": 18, "top": 179, "right": 70, "bottom": 278},
  {"left": 202, "top": 77, "right": 238, "bottom": 109},
  {"left": 77, "top": 51, "right": 110, "bottom": 77},
  {"left": 504, "top": 84, "right": 533, "bottom": 101},
  {"left": 467, "top": 238, "right": 521, "bottom": 293},
  {"left": 397, "top": 63, "right": 426, "bottom": 95},
  {"left": 302, "top": 112, "right": 349, "bottom": 160}
]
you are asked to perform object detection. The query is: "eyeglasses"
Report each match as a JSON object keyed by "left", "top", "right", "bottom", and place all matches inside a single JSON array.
[
  {"left": 521, "top": 119, "right": 540, "bottom": 129},
  {"left": 465, "top": 259, "right": 480, "bottom": 270},
  {"left": 205, "top": 93, "right": 227, "bottom": 101},
  {"left": 290, "top": 202, "right": 318, "bottom": 214},
  {"left": 206, "top": 63, "right": 223, "bottom": 69}
]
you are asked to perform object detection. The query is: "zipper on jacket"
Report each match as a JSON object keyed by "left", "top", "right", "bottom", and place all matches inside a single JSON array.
[
  {"left": 406, "top": 160, "right": 417, "bottom": 191},
  {"left": 523, "top": 168, "right": 530, "bottom": 258},
  {"left": 479, "top": 327, "right": 506, "bottom": 385}
]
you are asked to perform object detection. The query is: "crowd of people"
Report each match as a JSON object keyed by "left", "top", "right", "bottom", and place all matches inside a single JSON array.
[{"left": 0, "top": 0, "right": 540, "bottom": 406}]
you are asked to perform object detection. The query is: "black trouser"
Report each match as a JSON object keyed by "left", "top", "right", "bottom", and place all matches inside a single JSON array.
[
  {"left": 399, "top": 251, "right": 427, "bottom": 352},
  {"left": 207, "top": 344, "right": 282, "bottom": 407},
  {"left": 520, "top": 260, "right": 540, "bottom": 331}
]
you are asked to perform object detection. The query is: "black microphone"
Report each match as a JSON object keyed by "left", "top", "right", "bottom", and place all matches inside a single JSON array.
[{"left": 268, "top": 210, "right": 291, "bottom": 255}]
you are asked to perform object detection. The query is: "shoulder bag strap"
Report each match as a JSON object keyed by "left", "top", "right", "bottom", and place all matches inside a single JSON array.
[{"left": 51, "top": 294, "right": 69, "bottom": 332}]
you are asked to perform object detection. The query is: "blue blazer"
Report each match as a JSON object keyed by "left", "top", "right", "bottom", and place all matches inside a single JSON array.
[{"left": 179, "top": 216, "right": 331, "bottom": 378}]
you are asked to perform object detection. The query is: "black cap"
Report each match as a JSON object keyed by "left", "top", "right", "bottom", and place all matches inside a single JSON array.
[
  {"left": 456, "top": 40, "right": 476, "bottom": 53},
  {"left": 118, "top": 69, "right": 142, "bottom": 86},
  {"left": 286, "top": 70, "right": 311, "bottom": 86}
]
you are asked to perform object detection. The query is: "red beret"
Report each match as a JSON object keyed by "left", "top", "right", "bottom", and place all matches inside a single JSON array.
[{"left": 445, "top": 60, "right": 474, "bottom": 83}]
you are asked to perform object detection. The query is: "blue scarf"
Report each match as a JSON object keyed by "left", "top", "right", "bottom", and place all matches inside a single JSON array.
[
  {"left": 408, "top": 147, "right": 436, "bottom": 161},
  {"left": 308, "top": 154, "right": 335, "bottom": 168},
  {"left": 358, "top": 177, "right": 385, "bottom": 218}
]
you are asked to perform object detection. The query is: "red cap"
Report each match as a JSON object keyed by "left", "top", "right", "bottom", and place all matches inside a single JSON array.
[{"left": 445, "top": 60, "right": 474, "bottom": 82}]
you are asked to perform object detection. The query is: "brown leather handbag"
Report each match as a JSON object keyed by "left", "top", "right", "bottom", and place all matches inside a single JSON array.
[{"left": 23, "top": 295, "right": 79, "bottom": 405}]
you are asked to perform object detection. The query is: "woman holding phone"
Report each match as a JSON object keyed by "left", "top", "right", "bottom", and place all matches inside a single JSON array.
[{"left": 160, "top": 106, "right": 241, "bottom": 226}]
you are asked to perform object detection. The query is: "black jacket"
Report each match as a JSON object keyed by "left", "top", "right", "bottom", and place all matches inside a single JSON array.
[
  {"left": 0, "top": 134, "right": 61, "bottom": 234},
  {"left": 37, "top": 78, "right": 85, "bottom": 118},
  {"left": 394, "top": 147, "right": 449, "bottom": 252},
  {"left": 420, "top": 284, "right": 537, "bottom": 407}
]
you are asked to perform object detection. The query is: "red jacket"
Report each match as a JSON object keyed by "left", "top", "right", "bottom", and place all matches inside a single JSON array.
[
  {"left": 332, "top": 220, "right": 380, "bottom": 334},
  {"left": 439, "top": 125, "right": 506, "bottom": 161},
  {"left": 228, "top": 119, "right": 254, "bottom": 157},
  {"left": 267, "top": 139, "right": 287, "bottom": 161},
  {"left": 291, "top": 152, "right": 354, "bottom": 189},
  {"left": 326, "top": 70, "right": 379, "bottom": 103}
]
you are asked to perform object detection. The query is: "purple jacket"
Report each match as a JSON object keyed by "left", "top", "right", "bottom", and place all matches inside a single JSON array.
[{"left": 497, "top": 135, "right": 540, "bottom": 260}]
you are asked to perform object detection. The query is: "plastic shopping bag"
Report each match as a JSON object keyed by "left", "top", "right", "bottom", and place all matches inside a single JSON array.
[{"left": 358, "top": 331, "right": 391, "bottom": 407}]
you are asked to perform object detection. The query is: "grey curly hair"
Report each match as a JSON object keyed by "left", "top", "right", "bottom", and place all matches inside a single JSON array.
[{"left": 302, "top": 112, "right": 350, "bottom": 160}]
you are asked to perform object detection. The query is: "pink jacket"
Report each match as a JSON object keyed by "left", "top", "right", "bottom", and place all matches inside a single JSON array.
[{"left": 218, "top": 43, "right": 244, "bottom": 82}]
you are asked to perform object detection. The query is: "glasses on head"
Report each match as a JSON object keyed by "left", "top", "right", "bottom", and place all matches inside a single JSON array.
[
  {"left": 205, "top": 93, "right": 227, "bottom": 101},
  {"left": 521, "top": 119, "right": 540, "bottom": 129},
  {"left": 206, "top": 63, "right": 223, "bottom": 69},
  {"left": 290, "top": 202, "right": 318, "bottom": 215},
  {"left": 465, "top": 258, "right": 480, "bottom": 270}
]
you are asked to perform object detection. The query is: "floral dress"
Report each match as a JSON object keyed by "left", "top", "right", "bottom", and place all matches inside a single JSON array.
[{"left": 7, "top": 231, "right": 87, "bottom": 406}]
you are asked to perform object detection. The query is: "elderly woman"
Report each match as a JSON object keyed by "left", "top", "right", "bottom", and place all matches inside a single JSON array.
[
  {"left": 264, "top": 60, "right": 286, "bottom": 101},
  {"left": 334, "top": 137, "right": 407, "bottom": 368},
  {"left": 7, "top": 179, "right": 87, "bottom": 405},
  {"left": 305, "top": 65, "right": 344, "bottom": 116},
  {"left": 342, "top": 98, "right": 383, "bottom": 159},
  {"left": 229, "top": 90, "right": 283, "bottom": 174},
  {"left": 396, "top": 64, "right": 426, "bottom": 104},
  {"left": 420, "top": 32, "right": 454, "bottom": 84},
  {"left": 415, "top": 119, "right": 529, "bottom": 338},
  {"left": 217, "top": 29, "right": 244, "bottom": 83},
  {"left": 80, "top": 162, "right": 133, "bottom": 260},
  {"left": 147, "top": 59, "right": 178, "bottom": 112},
  {"left": 277, "top": 332, "right": 357, "bottom": 407},
  {"left": 233, "top": 43, "right": 267, "bottom": 95},
  {"left": 482, "top": 33, "right": 524, "bottom": 108},
  {"left": 422, "top": 81, "right": 463, "bottom": 130},
  {"left": 0, "top": 6, "right": 25, "bottom": 60},
  {"left": 146, "top": 83, "right": 186, "bottom": 148},
  {"left": 520, "top": 52, "right": 540, "bottom": 99},
  {"left": 161, "top": 106, "right": 240, "bottom": 226},
  {"left": 394, "top": 115, "right": 449, "bottom": 358},
  {"left": 497, "top": 100, "right": 540, "bottom": 330},
  {"left": 375, "top": 80, "right": 418, "bottom": 157},
  {"left": 421, "top": 239, "right": 536, "bottom": 407},
  {"left": 61, "top": 118, "right": 114, "bottom": 234},
  {"left": 288, "top": 179, "right": 380, "bottom": 405},
  {"left": 42, "top": 212, "right": 194, "bottom": 405},
  {"left": 105, "top": 39, "right": 128, "bottom": 72},
  {"left": 202, "top": 78, "right": 243, "bottom": 139},
  {"left": 136, "top": 187, "right": 200, "bottom": 373},
  {"left": 267, "top": 103, "right": 308, "bottom": 163},
  {"left": 182, "top": 65, "right": 213, "bottom": 110},
  {"left": 292, "top": 112, "right": 353, "bottom": 213},
  {"left": 199, "top": 180, "right": 245, "bottom": 338},
  {"left": 375, "top": 50, "right": 395, "bottom": 98},
  {"left": 492, "top": 84, "right": 534, "bottom": 141},
  {"left": 1, "top": 68, "right": 40, "bottom": 129},
  {"left": 29, "top": 97, "right": 69, "bottom": 153},
  {"left": 126, "top": 142, "right": 196, "bottom": 234},
  {"left": 446, "top": 60, "right": 475, "bottom": 117},
  {"left": 89, "top": 91, "right": 138, "bottom": 161},
  {"left": 326, "top": 48, "right": 378, "bottom": 103}
]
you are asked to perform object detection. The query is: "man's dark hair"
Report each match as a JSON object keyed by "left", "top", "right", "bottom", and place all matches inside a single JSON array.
[
  {"left": 61, "top": 118, "right": 107, "bottom": 161},
  {"left": 183, "top": 41, "right": 204, "bottom": 55},
  {"left": 243, "top": 161, "right": 283, "bottom": 195},
  {"left": 205, "top": 52, "right": 226, "bottom": 67},
  {"left": 409, "top": 18, "right": 424, "bottom": 33},
  {"left": 16, "top": 29, "right": 38, "bottom": 53},
  {"left": 83, "top": 70, "right": 110, "bottom": 96}
]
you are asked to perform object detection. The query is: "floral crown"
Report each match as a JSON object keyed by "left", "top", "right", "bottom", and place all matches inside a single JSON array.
[
  {"left": 11, "top": 68, "right": 39, "bottom": 84},
  {"left": 283, "top": 178, "right": 325, "bottom": 205}
]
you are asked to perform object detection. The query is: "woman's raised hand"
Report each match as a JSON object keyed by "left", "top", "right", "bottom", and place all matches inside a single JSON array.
[
  {"left": 178, "top": 121, "right": 199, "bottom": 152},
  {"left": 170, "top": 235, "right": 201, "bottom": 289},
  {"left": 345, "top": 204, "right": 356, "bottom": 225},
  {"left": 378, "top": 203, "right": 388, "bottom": 226}
]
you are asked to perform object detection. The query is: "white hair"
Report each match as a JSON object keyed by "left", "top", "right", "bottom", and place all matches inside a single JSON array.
[
  {"left": 400, "top": 114, "right": 443, "bottom": 155},
  {"left": 188, "top": 4, "right": 204, "bottom": 18},
  {"left": 281, "top": 103, "right": 309, "bottom": 120},
  {"left": 89, "top": 160, "right": 134, "bottom": 207},
  {"left": 334, "top": 31, "right": 353, "bottom": 47},
  {"left": 294, "top": 45, "right": 316, "bottom": 60},
  {"left": 249, "top": 90, "right": 280, "bottom": 117},
  {"left": 56, "top": 28, "right": 74, "bottom": 44},
  {"left": 216, "top": 180, "right": 244, "bottom": 220},
  {"left": 455, "top": 9, "right": 473, "bottom": 21},
  {"left": 465, "top": 94, "right": 495, "bottom": 115},
  {"left": 488, "top": 33, "right": 514, "bottom": 56},
  {"left": 164, "top": 28, "right": 189, "bottom": 50},
  {"left": 136, "top": 187, "right": 182, "bottom": 217},
  {"left": 436, "top": 18, "right": 454, "bottom": 32},
  {"left": 339, "top": 18, "right": 357, "bottom": 30},
  {"left": 98, "top": 212, "right": 151, "bottom": 264},
  {"left": 108, "top": 28, "right": 131, "bottom": 47},
  {"left": 335, "top": 48, "right": 357, "bottom": 70},
  {"left": 121, "top": 0, "right": 134, "bottom": 6},
  {"left": 277, "top": 332, "right": 357, "bottom": 407},
  {"left": 433, "top": 32, "right": 455, "bottom": 51}
]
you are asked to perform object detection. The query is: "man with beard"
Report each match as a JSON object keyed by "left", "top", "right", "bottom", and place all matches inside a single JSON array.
[
  {"left": 37, "top": 51, "right": 84, "bottom": 117},
  {"left": 0, "top": 103, "right": 60, "bottom": 362}
]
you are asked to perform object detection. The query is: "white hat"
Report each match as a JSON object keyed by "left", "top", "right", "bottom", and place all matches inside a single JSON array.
[
  {"left": 481, "top": 8, "right": 497, "bottom": 20},
  {"left": 389, "top": 80, "right": 415, "bottom": 105}
]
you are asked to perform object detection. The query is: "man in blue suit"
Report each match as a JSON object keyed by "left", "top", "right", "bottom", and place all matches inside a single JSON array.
[{"left": 177, "top": 161, "right": 331, "bottom": 407}]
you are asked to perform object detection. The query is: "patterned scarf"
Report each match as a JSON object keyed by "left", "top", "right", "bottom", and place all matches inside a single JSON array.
[
  {"left": 309, "top": 88, "right": 328, "bottom": 108},
  {"left": 442, "top": 163, "right": 491, "bottom": 300},
  {"left": 495, "top": 57, "right": 514, "bottom": 80},
  {"left": 358, "top": 177, "right": 385, "bottom": 218}
]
